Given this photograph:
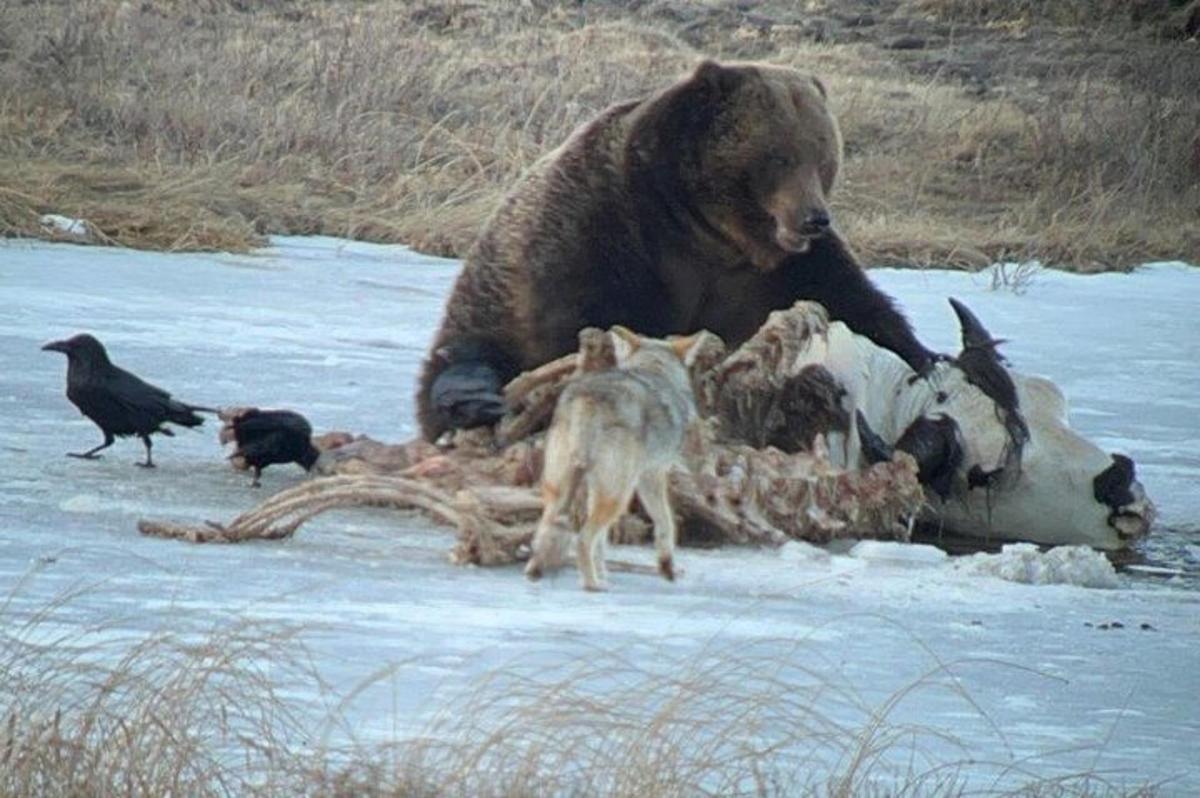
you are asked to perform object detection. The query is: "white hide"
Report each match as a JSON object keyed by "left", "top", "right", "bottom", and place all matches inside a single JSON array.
[{"left": 768, "top": 303, "right": 1155, "bottom": 551}]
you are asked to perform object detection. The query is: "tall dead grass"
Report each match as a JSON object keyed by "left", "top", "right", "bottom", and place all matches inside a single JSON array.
[
  {"left": 1, "top": 577, "right": 1167, "bottom": 797},
  {"left": 0, "top": 585, "right": 320, "bottom": 795},
  {"left": 821, "top": 40, "right": 1200, "bottom": 270},
  {"left": 913, "top": 0, "right": 1189, "bottom": 28},
  {"left": 0, "top": 0, "right": 694, "bottom": 255},
  {"left": 0, "top": 0, "right": 1196, "bottom": 268}
]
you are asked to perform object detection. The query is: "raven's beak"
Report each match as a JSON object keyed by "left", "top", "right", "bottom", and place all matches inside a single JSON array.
[{"left": 41, "top": 339, "right": 69, "bottom": 353}]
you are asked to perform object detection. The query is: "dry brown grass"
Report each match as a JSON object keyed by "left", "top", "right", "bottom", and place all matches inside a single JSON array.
[
  {"left": 0, "top": 0, "right": 1196, "bottom": 269},
  {"left": 1, "top": 578, "right": 1166, "bottom": 797},
  {"left": 913, "top": 0, "right": 1190, "bottom": 28},
  {"left": 0, "top": 584, "right": 320, "bottom": 795}
]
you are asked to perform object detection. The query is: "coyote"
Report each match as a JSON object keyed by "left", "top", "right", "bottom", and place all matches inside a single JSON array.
[{"left": 524, "top": 327, "right": 705, "bottom": 591}]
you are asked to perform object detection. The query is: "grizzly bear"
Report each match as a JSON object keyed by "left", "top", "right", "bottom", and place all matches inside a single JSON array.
[{"left": 417, "top": 59, "right": 935, "bottom": 441}]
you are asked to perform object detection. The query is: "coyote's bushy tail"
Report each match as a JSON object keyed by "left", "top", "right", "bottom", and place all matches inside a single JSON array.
[{"left": 543, "top": 399, "right": 594, "bottom": 514}]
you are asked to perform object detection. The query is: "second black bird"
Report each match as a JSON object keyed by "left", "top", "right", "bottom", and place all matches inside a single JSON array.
[
  {"left": 221, "top": 408, "right": 322, "bottom": 487},
  {"left": 42, "top": 333, "right": 214, "bottom": 467}
]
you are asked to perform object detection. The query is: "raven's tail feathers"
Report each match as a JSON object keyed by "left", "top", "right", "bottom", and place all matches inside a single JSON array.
[{"left": 166, "top": 401, "right": 207, "bottom": 428}]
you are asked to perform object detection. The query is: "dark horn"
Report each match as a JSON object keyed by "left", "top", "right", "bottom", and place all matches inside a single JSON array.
[
  {"left": 855, "top": 410, "right": 894, "bottom": 465},
  {"left": 948, "top": 297, "right": 1002, "bottom": 353},
  {"left": 854, "top": 410, "right": 892, "bottom": 460}
]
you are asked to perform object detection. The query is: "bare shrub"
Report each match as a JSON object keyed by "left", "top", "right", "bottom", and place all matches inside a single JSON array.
[{"left": 988, "top": 261, "right": 1042, "bottom": 294}]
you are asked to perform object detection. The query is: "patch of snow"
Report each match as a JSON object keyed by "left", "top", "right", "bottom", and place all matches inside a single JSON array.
[
  {"left": 777, "top": 540, "right": 831, "bottom": 565},
  {"left": 956, "top": 544, "right": 1120, "bottom": 589},
  {"left": 59, "top": 494, "right": 121, "bottom": 514},
  {"left": 848, "top": 539, "right": 949, "bottom": 567}
]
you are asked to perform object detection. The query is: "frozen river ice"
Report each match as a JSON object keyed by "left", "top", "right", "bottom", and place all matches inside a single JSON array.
[{"left": 1, "top": 237, "right": 1198, "bottom": 792}]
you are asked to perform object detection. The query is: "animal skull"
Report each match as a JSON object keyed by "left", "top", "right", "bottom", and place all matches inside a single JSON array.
[{"left": 768, "top": 301, "right": 1155, "bottom": 551}]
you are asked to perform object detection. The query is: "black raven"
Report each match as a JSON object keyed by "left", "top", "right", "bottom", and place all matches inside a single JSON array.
[
  {"left": 42, "top": 333, "right": 213, "bottom": 467},
  {"left": 221, "top": 408, "right": 321, "bottom": 487}
]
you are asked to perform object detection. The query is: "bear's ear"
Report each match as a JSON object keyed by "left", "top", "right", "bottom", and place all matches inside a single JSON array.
[
  {"left": 668, "top": 331, "right": 707, "bottom": 368},
  {"left": 609, "top": 325, "right": 642, "bottom": 363},
  {"left": 692, "top": 59, "right": 742, "bottom": 95},
  {"left": 626, "top": 62, "right": 737, "bottom": 180},
  {"left": 810, "top": 75, "right": 828, "bottom": 100}
]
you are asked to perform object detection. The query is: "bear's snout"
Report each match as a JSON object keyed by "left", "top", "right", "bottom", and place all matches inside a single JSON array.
[
  {"left": 800, "top": 209, "right": 831, "bottom": 234},
  {"left": 774, "top": 208, "right": 833, "bottom": 253}
]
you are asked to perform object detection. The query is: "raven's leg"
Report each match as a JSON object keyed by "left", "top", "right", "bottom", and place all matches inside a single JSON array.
[
  {"left": 69, "top": 432, "right": 115, "bottom": 460},
  {"left": 250, "top": 466, "right": 262, "bottom": 488},
  {"left": 136, "top": 434, "right": 155, "bottom": 468}
]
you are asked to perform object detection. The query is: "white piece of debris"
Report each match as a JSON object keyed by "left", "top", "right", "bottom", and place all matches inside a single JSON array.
[
  {"left": 40, "top": 213, "right": 98, "bottom": 242},
  {"left": 778, "top": 540, "right": 832, "bottom": 565},
  {"left": 847, "top": 539, "right": 949, "bottom": 566},
  {"left": 957, "top": 543, "right": 1119, "bottom": 589}
]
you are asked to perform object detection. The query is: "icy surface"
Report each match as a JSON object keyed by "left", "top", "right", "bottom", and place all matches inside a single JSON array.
[{"left": 2, "top": 238, "right": 1198, "bottom": 791}]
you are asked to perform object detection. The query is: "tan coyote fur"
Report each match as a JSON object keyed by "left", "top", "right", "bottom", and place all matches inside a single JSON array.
[{"left": 525, "top": 327, "right": 704, "bottom": 591}]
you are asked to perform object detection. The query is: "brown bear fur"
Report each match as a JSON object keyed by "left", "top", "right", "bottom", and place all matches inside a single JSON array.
[{"left": 417, "top": 59, "right": 934, "bottom": 441}]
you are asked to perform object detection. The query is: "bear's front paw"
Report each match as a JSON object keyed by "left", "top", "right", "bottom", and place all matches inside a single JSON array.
[{"left": 431, "top": 361, "right": 508, "bottom": 432}]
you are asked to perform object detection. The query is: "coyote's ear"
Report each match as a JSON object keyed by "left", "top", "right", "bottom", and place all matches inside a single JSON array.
[
  {"left": 669, "top": 332, "right": 706, "bottom": 368},
  {"left": 609, "top": 325, "right": 642, "bottom": 363}
]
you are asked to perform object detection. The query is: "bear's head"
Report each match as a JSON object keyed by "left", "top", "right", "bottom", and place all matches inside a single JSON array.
[{"left": 628, "top": 60, "right": 843, "bottom": 271}]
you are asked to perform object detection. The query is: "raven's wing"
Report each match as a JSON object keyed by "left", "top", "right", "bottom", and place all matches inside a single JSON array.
[
  {"left": 106, "top": 365, "right": 205, "bottom": 428},
  {"left": 66, "top": 380, "right": 157, "bottom": 436},
  {"left": 235, "top": 429, "right": 293, "bottom": 464},
  {"left": 233, "top": 411, "right": 313, "bottom": 445},
  {"left": 233, "top": 411, "right": 313, "bottom": 466}
]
